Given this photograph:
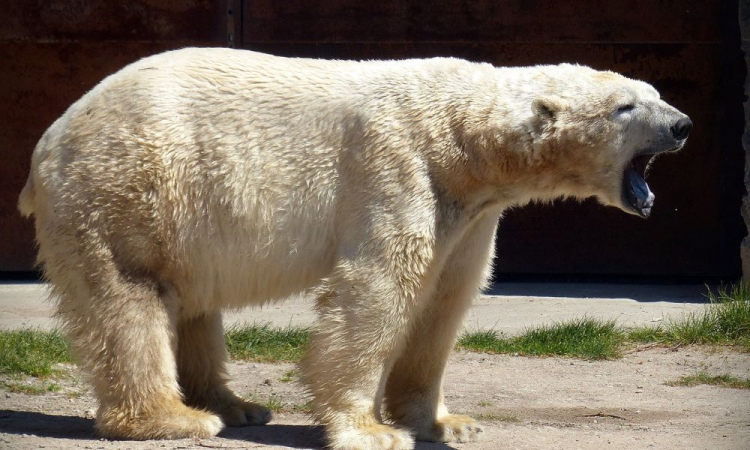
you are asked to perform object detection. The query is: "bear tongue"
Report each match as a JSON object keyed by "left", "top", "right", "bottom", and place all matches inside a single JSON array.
[{"left": 625, "top": 162, "right": 655, "bottom": 218}]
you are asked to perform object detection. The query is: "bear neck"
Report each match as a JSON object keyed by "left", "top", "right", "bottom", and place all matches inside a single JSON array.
[
  {"left": 461, "top": 65, "right": 616, "bottom": 210},
  {"left": 389, "top": 61, "right": 596, "bottom": 216},
  {"left": 419, "top": 65, "right": 570, "bottom": 212}
]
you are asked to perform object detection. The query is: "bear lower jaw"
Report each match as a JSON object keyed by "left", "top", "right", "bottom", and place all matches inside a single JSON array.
[
  {"left": 623, "top": 154, "right": 655, "bottom": 218},
  {"left": 621, "top": 142, "right": 684, "bottom": 218}
]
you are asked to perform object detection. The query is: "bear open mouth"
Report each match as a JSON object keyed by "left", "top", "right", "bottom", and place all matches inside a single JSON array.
[{"left": 623, "top": 153, "right": 656, "bottom": 218}]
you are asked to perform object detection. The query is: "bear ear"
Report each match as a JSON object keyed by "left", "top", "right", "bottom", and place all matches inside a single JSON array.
[{"left": 531, "top": 96, "right": 567, "bottom": 121}]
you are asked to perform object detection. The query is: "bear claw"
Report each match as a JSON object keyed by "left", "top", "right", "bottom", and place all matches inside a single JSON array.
[
  {"left": 217, "top": 400, "right": 272, "bottom": 427},
  {"left": 423, "top": 414, "right": 484, "bottom": 443}
]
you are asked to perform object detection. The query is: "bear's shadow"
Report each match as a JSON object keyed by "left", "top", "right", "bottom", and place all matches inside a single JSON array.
[
  {"left": 221, "top": 424, "right": 455, "bottom": 449},
  {"left": 0, "top": 410, "right": 95, "bottom": 439},
  {"left": 0, "top": 410, "right": 455, "bottom": 449}
]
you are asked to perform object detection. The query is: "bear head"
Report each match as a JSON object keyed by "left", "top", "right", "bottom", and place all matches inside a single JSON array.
[{"left": 524, "top": 65, "right": 691, "bottom": 218}]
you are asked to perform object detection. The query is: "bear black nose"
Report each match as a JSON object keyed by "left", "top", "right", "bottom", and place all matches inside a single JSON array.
[{"left": 670, "top": 117, "right": 692, "bottom": 140}]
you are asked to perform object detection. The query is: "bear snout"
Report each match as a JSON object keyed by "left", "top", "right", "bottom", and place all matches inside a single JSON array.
[{"left": 670, "top": 117, "right": 692, "bottom": 141}]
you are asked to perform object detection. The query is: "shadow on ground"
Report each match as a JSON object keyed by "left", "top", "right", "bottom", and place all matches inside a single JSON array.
[
  {"left": 0, "top": 410, "right": 94, "bottom": 439},
  {"left": 0, "top": 410, "right": 455, "bottom": 449},
  {"left": 220, "top": 423, "right": 327, "bottom": 449},
  {"left": 222, "top": 423, "right": 454, "bottom": 449}
]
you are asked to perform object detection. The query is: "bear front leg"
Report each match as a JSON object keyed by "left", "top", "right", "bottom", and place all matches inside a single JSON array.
[
  {"left": 177, "top": 311, "right": 272, "bottom": 427},
  {"left": 384, "top": 302, "right": 482, "bottom": 444},
  {"left": 300, "top": 250, "right": 433, "bottom": 450},
  {"left": 384, "top": 213, "right": 499, "bottom": 443}
]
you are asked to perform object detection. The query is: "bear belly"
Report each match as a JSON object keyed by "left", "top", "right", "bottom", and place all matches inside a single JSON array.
[{"left": 169, "top": 207, "right": 339, "bottom": 312}]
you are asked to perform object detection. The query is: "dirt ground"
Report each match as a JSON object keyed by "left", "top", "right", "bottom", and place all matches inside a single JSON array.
[
  {"left": 1, "top": 346, "right": 748, "bottom": 450},
  {"left": 1, "top": 284, "right": 747, "bottom": 448}
]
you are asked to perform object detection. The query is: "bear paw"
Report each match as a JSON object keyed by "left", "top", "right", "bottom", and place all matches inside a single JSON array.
[
  {"left": 215, "top": 398, "right": 272, "bottom": 427},
  {"left": 417, "top": 414, "right": 483, "bottom": 443},
  {"left": 329, "top": 422, "right": 415, "bottom": 450},
  {"left": 96, "top": 401, "right": 224, "bottom": 440}
]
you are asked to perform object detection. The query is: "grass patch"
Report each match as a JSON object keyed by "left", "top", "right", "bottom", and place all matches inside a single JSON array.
[
  {"left": 247, "top": 393, "right": 311, "bottom": 413},
  {"left": 280, "top": 369, "right": 297, "bottom": 383},
  {"left": 292, "top": 401, "right": 312, "bottom": 413},
  {"left": 628, "top": 284, "right": 750, "bottom": 350},
  {"left": 626, "top": 326, "right": 665, "bottom": 343},
  {"left": 0, "top": 329, "right": 72, "bottom": 377},
  {"left": 247, "top": 393, "right": 286, "bottom": 412},
  {"left": 1, "top": 284, "right": 747, "bottom": 383},
  {"left": 225, "top": 324, "right": 309, "bottom": 363},
  {"left": 472, "top": 412, "right": 520, "bottom": 422},
  {"left": 263, "top": 395, "right": 285, "bottom": 412},
  {"left": 459, "top": 283, "right": 749, "bottom": 358},
  {"left": 666, "top": 371, "right": 750, "bottom": 389},
  {"left": 458, "top": 318, "right": 624, "bottom": 360},
  {"left": 2, "top": 380, "right": 61, "bottom": 395}
]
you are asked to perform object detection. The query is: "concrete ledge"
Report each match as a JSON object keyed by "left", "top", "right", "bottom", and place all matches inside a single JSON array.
[{"left": 0, "top": 282, "right": 709, "bottom": 335}]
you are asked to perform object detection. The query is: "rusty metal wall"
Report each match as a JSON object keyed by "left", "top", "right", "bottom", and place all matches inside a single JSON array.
[
  {"left": 0, "top": 1, "right": 744, "bottom": 279},
  {"left": 0, "top": 1, "right": 230, "bottom": 271}
]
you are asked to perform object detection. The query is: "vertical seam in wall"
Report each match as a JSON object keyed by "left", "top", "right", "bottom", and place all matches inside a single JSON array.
[{"left": 739, "top": 2, "right": 750, "bottom": 279}]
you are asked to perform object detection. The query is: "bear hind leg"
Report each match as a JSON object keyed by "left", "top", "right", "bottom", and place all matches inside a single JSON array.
[
  {"left": 177, "top": 312, "right": 271, "bottom": 427},
  {"left": 56, "top": 273, "right": 223, "bottom": 440}
]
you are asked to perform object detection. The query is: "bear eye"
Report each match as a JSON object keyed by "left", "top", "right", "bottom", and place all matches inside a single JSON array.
[{"left": 616, "top": 104, "right": 635, "bottom": 113}]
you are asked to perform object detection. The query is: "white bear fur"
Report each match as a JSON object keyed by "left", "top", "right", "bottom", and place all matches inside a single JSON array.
[{"left": 18, "top": 48, "right": 687, "bottom": 449}]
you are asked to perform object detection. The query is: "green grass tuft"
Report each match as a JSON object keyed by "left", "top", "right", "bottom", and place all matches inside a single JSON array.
[
  {"left": 263, "top": 395, "right": 285, "bottom": 412},
  {"left": 461, "top": 284, "right": 749, "bottom": 359},
  {"left": 666, "top": 371, "right": 750, "bottom": 389},
  {"left": 472, "top": 412, "right": 520, "bottom": 422},
  {"left": 246, "top": 393, "right": 286, "bottom": 412},
  {"left": 2, "top": 380, "right": 61, "bottom": 395},
  {"left": 292, "top": 401, "right": 312, "bottom": 413},
  {"left": 458, "top": 318, "right": 624, "bottom": 360},
  {"left": 225, "top": 324, "right": 310, "bottom": 362},
  {"left": 697, "top": 284, "right": 750, "bottom": 348},
  {"left": 458, "top": 330, "right": 513, "bottom": 354},
  {"left": 280, "top": 369, "right": 297, "bottom": 383},
  {"left": 0, "top": 329, "right": 72, "bottom": 377},
  {"left": 626, "top": 326, "right": 667, "bottom": 344},
  {"left": 1, "top": 284, "right": 748, "bottom": 385},
  {"left": 628, "top": 284, "right": 750, "bottom": 349},
  {"left": 513, "top": 318, "right": 623, "bottom": 359}
]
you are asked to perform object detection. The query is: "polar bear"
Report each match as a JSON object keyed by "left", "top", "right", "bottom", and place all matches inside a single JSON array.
[{"left": 18, "top": 48, "right": 690, "bottom": 449}]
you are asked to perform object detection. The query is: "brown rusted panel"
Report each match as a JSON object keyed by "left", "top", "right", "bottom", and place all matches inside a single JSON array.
[
  {"left": 227, "top": 0, "right": 242, "bottom": 48},
  {"left": 0, "top": 1, "right": 231, "bottom": 271},
  {"left": 2, "top": 40, "right": 741, "bottom": 276},
  {"left": 0, "top": 0, "right": 227, "bottom": 43},
  {"left": 612, "top": 45, "right": 716, "bottom": 113},
  {"left": 243, "top": 0, "right": 722, "bottom": 44},
  {"left": 243, "top": 41, "right": 614, "bottom": 64},
  {"left": 0, "top": 41, "right": 222, "bottom": 271},
  {"left": 1, "top": 0, "right": 742, "bottom": 278}
]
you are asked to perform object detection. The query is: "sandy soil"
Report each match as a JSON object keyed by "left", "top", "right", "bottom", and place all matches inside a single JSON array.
[{"left": 1, "top": 346, "right": 748, "bottom": 450}]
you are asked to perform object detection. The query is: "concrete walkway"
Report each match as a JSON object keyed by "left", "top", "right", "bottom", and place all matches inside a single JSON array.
[{"left": 0, "top": 282, "right": 710, "bottom": 334}]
